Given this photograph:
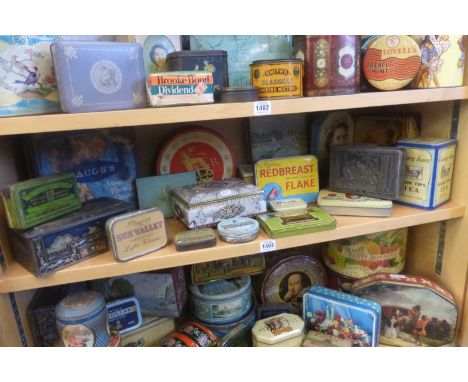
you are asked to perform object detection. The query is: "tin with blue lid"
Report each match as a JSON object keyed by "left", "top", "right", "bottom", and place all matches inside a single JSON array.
[{"left": 217, "top": 217, "right": 259, "bottom": 243}]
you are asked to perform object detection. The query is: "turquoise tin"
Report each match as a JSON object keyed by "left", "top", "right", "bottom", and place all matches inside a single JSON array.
[{"left": 217, "top": 217, "right": 259, "bottom": 243}]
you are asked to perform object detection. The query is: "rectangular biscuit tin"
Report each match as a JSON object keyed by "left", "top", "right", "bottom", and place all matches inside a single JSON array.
[
  {"left": 121, "top": 316, "right": 175, "bottom": 347},
  {"left": 174, "top": 228, "right": 217, "bottom": 252},
  {"left": 10, "top": 198, "right": 131, "bottom": 276},
  {"left": 170, "top": 179, "right": 266, "bottom": 229},
  {"left": 303, "top": 285, "right": 382, "bottom": 347},
  {"left": 396, "top": 138, "right": 456, "bottom": 209},
  {"left": 2, "top": 172, "right": 81, "bottom": 230}
]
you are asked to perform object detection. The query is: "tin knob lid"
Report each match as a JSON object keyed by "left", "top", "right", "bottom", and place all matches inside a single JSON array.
[{"left": 55, "top": 290, "right": 106, "bottom": 321}]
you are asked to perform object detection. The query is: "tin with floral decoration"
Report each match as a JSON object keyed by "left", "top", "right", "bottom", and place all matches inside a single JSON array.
[{"left": 159, "top": 321, "right": 217, "bottom": 347}]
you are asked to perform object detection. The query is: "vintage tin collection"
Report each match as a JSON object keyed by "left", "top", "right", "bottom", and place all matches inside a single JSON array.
[
  {"left": 255, "top": 155, "right": 319, "bottom": 203},
  {"left": 293, "top": 35, "right": 360, "bottom": 96},
  {"left": 323, "top": 228, "right": 407, "bottom": 279},
  {"left": 303, "top": 285, "right": 382, "bottom": 347},
  {"left": 147, "top": 71, "right": 214, "bottom": 106},
  {"left": 156, "top": 126, "right": 237, "bottom": 182},
  {"left": 396, "top": 138, "right": 456, "bottom": 209},
  {"left": 10, "top": 198, "right": 131, "bottom": 276},
  {"left": 189, "top": 276, "right": 252, "bottom": 325},
  {"left": 329, "top": 145, "right": 405, "bottom": 200},
  {"left": 362, "top": 35, "right": 421, "bottom": 91},
  {"left": 317, "top": 189, "right": 393, "bottom": 217},
  {"left": 55, "top": 290, "right": 110, "bottom": 347},
  {"left": 215, "top": 86, "right": 259, "bottom": 103},
  {"left": 252, "top": 313, "right": 304, "bottom": 347},
  {"left": 2, "top": 172, "right": 81, "bottom": 230},
  {"left": 174, "top": 228, "right": 217, "bottom": 252},
  {"left": 269, "top": 198, "right": 308, "bottom": 213},
  {"left": 351, "top": 273, "right": 458, "bottom": 347},
  {"left": 120, "top": 316, "right": 175, "bottom": 347},
  {"left": 256, "top": 206, "right": 336, "bottom": 239},
  {"left": 166, "top": 50, "right": 229, "bottom": 89},
  {"left": 217, "top": 217, "right": 259, "bottom": 243},
  {"left": 51, "top": 41, "right": 147, "bottom": 113},
  {"left": 106, "top": 207, "right": 167, "bottom": 262},
  {"left": 106, "top": 297, "right": 142, "bottom": 335},
  {"left": 170, "top": 178, "right": 266, "bottom": 229},
  {"left": 0, "top": 35, "right": 61, "bottom": 116},
  {"left": 190, "top": 254, "right": 265, "bottom": 284},
  {"left": 159, "top": 321, "right": 218, "bottom": 347}
]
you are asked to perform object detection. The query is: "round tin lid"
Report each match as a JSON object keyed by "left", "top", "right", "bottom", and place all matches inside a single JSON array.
[
  {"left": 252, "top": 313, "right": 304, "bottom": 345},
  {"left": 251, "top": 58, "right": 302, "bottom": 65},
  {"left": 217, "top": 217, "right": 259, "bottom": 240},
  {"left": 189, "top": 275, "right": 251, "bottom": 301},
  {"left": 55, "top": 290, "right": 105, "bottom": 322},
  {"left": 156, "top": 126, "right": 237, "bottom": 182},
  {"left": 217, "top": 86, "right": 259, "bottom": 93}
]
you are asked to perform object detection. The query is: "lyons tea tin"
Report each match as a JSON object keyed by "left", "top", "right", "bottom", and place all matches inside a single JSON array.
[
  {"left": 250, "top": 59, "right": 303, "bottom": 99},
  {"left": 10, "top": 198, "right": 131, "bottom": 276},
  {"left": 2, "top": 172, "right": 81, "bottom": 230},
  {"left": 55, "top": 290, "right": 110, "bottom": 347},
  {"left": 215, "top": 86, "right": 259, "bottom": 103},
  {"left": 293, "top": 35, "right": 360, "bottom": 96},
  {"left": 396, "top": 138, "right": 456, "bottom": 209},
  {"left": 323, "top": 228, "right": 407, "bottom": 279},
  {"left": 351, "top": 273, "right": 458, "bottom": 347},
  {"left": 174, "top": 228, "right": 217, "bottom": 252},
  {"left": 120, "top": 316, "right": 175, "bottom": 347},
  {"left": 303, "top": 285, "right": 382, "bottom": 347},
  {"left": 217, "top": 217, "right": 260, "bottom": 244},
  {"left": 188, "top": 275, "right": 253, "bottom": 325},
  {"left": 106, "top": 207, "right": 167, "bottom": 262},
  {"left": 252, "top": 313, "right": 304, "bottom": 347}
]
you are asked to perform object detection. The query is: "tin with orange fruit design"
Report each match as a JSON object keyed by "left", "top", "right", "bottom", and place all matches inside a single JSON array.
[{"left": 322, "top": 228, "right": 407, "bottom": 279}]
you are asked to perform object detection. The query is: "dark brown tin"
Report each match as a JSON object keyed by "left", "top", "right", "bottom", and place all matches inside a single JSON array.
[{"left": 216, "top": 86, "right": 259, "bottom": 103}]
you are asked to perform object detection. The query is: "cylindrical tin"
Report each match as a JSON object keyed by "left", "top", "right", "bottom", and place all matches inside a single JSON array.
[
  {"left": 323, "top": 228, "right": 407, "bottom": 279},
  {"left": 189, "top": 276, "right": 252, "bottom": 325},
  {"left": 55, "top": 291, "right": 109, "bottom": 347},
  {"left": 217, "top": 217, "right": 259, "bottom": 243},
  {"left": 410, "top": 35, "right": 465, "bottom": 88},
  {"left": 293, "top": 35, "right": 360, "bottom": 96},
  {"left": 215, "top": 86, "right": 259, "bottom": 103},
  {"left": 159, "top": 321, "right": 218, "bottom": 347},
  {"left": 250, "top": 59, "right": 303, "bottom": 99},
  {"left": 252, "top": 313, "right": 304, "bottom": 347}
]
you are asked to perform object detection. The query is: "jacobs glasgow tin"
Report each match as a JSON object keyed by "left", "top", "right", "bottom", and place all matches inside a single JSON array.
[{"left": 250, "top": 59, "right": 303, "bottom": 99}]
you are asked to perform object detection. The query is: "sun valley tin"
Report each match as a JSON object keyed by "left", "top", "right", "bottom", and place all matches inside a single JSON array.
[
  {"left": 250, "top": 59, "right": 303, "bottom": 99},
  {"left": 396, "top": 138, "right": 456, "bottom": 209}
]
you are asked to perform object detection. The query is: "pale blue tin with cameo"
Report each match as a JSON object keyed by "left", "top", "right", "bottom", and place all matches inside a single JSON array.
[
  {"left": 189, "top": 275, "right": 253, "bottom": 325},
  {"left": 51, "top": 41, "right": 147, "bottom": 113},
  {"left": 55, "top": 290, "right": 110, "bottom": 347}
]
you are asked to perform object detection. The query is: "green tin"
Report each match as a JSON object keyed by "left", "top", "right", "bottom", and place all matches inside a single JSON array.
[{"left": 2, "top": 172, "right": 81, "bottom": 230}]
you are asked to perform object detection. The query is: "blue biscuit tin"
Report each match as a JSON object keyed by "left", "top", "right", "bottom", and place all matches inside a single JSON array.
[
  {"left": 55, "top": 290, "right": 109, "bottom": 347},
  {"left": 107, "top": 297, "right": 142, "bottom": 335},
  {"left": 303, "top": 285, "right": 381, "bottom": 347},
  {"left": 51, "top": 41, "right": 147, "bottom": 113}
]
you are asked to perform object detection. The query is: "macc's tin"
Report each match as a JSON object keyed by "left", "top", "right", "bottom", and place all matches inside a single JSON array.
[
  {"left": 250, "top": 59, "right": 303, "bottom": 99},
  {"left": 217, "top": 217, "right": 259, "bottom": 243},
  {"left": 106, "top": 297, "right": 142, "bottom": 335},
  {"left": 215, "top": 86, "right": 259, "bottom": 103},
  {"left": 174, "top": 228, "right": 217, "bottom": 252},
  {"left": 252, "top": 313, "right": 304, "bottom": 347},
  {"left": 56, "top": 290, "right": 110, "bottom": 347},
  {"left": 106, "top": 207, "right": 167, "bottom": 262},
  {"left": 293, "top": 35, "right": 360, "bottom": 96}
]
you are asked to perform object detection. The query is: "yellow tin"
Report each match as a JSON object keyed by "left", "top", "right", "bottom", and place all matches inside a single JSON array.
[{"left": 250, "top": 59, "right": 303, "bottom": 99}]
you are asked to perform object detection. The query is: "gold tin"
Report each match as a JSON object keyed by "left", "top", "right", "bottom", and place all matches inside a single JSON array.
[
  {"left": 250, "top": 59, "right": 303, "bottom": 99},
  {"left": 106, "top": 207, "right": 168, "bottom": 262}
]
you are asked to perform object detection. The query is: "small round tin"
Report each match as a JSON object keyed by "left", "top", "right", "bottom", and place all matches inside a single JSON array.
[
  {"left": 250, "top": 59, "right": 303, "bottom": 99},
  {"left": 215, "top": 86, "right": 259, "bottom": 103},
  {"left": 189, "top": 276, "right": 252, "bottom": 325},
  {"left": 252, "top": 313, "right": 304, "bottom": 347},
  {"left": 217, "top": 217, "right": 259, "bottom": 243},
  {"left": 55, "top": 290, "right": 109, "bottom": 347}
]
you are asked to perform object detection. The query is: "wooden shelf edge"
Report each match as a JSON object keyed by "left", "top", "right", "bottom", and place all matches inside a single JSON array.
[
  {"left": 0, "top": 201, "right": 464, "bottom": 293},
  {"left": 0, "top": 87, "right": 467, "bottom": 136}
]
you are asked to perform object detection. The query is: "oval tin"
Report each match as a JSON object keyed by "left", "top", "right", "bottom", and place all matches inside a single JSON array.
[
  {"left": 217, "top": 217, "right": 259, "bottom": 243},
  {"left": 106, "top": 207, "right": 168, "bottom": 262}
]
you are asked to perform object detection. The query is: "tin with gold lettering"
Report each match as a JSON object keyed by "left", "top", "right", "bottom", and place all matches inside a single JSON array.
[{"left": 250, "top": 59, "right": 303, "bottom": 99}]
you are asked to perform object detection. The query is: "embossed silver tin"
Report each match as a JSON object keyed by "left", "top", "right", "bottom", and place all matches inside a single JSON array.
[
  {"left": 217, "top": 217, "right": 259, "bottom": 243},
  {"left": 174, "top": 228, "right": 217, "bottom": 251}
]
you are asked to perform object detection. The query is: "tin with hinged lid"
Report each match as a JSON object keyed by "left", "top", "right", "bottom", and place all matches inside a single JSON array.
[
  {"left": 252, "top": 313, "right": 304, "bottom": 347},
  {"left": 217, "top": 217, "right": 259, "bottom": 244},
  {"left": 174, "top": 228, "right": 217, "bottom": 252}
]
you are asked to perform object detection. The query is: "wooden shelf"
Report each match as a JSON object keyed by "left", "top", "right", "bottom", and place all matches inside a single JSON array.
[
  {"left": 0, "top": 87, "right": 467, "bottom": 136},
  {"left": 0, "top": 201, "right": 464, "bottom": 293}
]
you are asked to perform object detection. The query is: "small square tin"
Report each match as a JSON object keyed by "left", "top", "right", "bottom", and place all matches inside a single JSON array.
[
  {"left": 170, "top": 179, "right": 266, "bottom": 229},
  {"left": 120, "top": 316, "right": 175, "bottom": 347},
  {"left": 174, "top": 228, "right": 217, "bottom": 252},
  {"left": 303, "top": 285, "right": 382, "bottom": 347},
  {"left": 329, "top": 145, "right": 405, "bottom": 200},
  {"left": 217, "top": 217, "right": 259, "bottom": 243},
  {"left": 252, "top": 313, "right": 304, "bottom": 347},
  {"left": 106, "top": 297, "right": 142, "bottom": 335}
]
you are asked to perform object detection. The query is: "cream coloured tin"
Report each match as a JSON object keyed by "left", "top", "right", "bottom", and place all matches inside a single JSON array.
[
  {"left": 252, "top": 313, "right": 304, "bottom": 347},
  {"left": 174, "top": 228, "right": 216, "bottom": 252},
  {"left": 120, "top": 316, "right": 175, "bottom": 347},
  {"left": 217, "top": 217, "right": 259, "bottom": 243},
  {"left": 269, "top": 198, "right": 307, "bottom": 213},
  {"left": 106, "top": 207, "right": 167, "bottom": 262}
]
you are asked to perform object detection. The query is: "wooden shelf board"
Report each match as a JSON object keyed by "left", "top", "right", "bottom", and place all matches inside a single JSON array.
[
  {"left": 0, "top": 201, "right": 464, "bottom": 293},
  {"left": 0, "top": 87, "right": 467, "bottom": 136}
]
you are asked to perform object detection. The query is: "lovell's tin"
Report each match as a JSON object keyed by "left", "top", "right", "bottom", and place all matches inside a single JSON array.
[
  {"left": 396, "top": 138, "right": 457, "bottom": 209},
  {"left": 106, "top": 297, "right": 142, "bottom": 335},
  {"left": 323, "top": 228, "right": 407, "bottom": 280},
  {"left": 215, "top": 86, "right": 259, "bottom": 103},
  {"left": 250, "top": 59, "right": 303, "bottom": 99},
  {"left": 217, "top": 217, "right": 259, "bottom": 243},
  {"left": 190, "top": 254, "right": 265, "bottom": 284},
  {"left": 174, "top": 228, "right": 217, "bottom": 252},
  {"left": 120, "top": 316, "right": 175, "bottom": 347},
  {"left": 293, "top": 35, "right": 360, "bottom": 96},
  {"left": 303, "top": 285, "right": 382, "bottom": 347},
  {"left": 106, "top": 207, "right": 167, "bottom": 262},
  {"left": 188, "top": 275, "right": 253, "bottom": 325},
  {"left": 252, "top": 313, "right": 304, "bottom": 347},
  {"left": 55, "top": 291, "right": 110, "bottom": 347},
  {"left": 351, "top": 273, "right": 458, "bottom": 347},
  {"left": 159, "top": 321, "right": 218, "bottom": 347}
]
